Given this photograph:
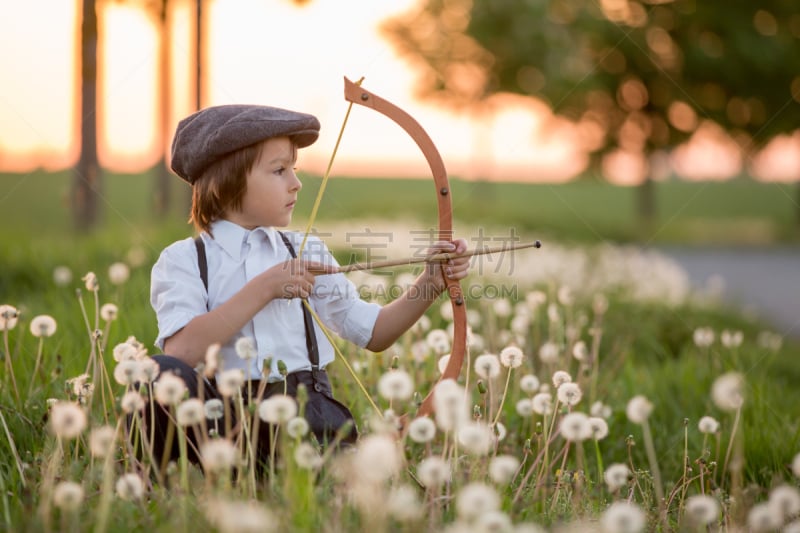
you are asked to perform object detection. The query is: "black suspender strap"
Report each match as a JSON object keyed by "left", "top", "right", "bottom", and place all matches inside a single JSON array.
[{"left": 193, "top": 233, "right": 322, "bottom": 372}]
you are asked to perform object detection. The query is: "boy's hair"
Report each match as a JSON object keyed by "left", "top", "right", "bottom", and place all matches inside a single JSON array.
[{"left": 190, "top": 142, "right": 264, "bottom": 234}]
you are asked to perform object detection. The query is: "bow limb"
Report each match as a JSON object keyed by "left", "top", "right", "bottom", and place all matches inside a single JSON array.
[{"left": 343, "top": 77, "right": 468, "bottom": 422}]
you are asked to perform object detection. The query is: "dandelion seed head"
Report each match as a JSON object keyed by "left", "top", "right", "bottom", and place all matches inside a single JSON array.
[
  {"left": 30, "top": 314, "right": 57, "bottom": 337},
  {"left": 571, "top": 340, "right": 588, "bottom": 362},
  {"left": 53, "top": 481, "right": 84, "bottom": 512},
  {"left": 547, "top": 303, "right": 560, "bottom": 323},
  {"left": 234, "top": 336, "right": 257, "bottom": 361},
  {"left": 769, "top": 484, "right": 800, "bottom": 521},
  {"left": 434, "top": 379, "right": 469, "bottom": 431},
  {"left": 601, "top": 501, "right": 646, "bottom": 533},
  {"left": 53, "top": 266, "right": 73, "bottom": 286},
  {"left": 259, "top": 394, "right": 297, "bottom": 425},
  {"left": 112, "top": 341, "right": 139, "bottom": 362},
  {"left": 100, "top": 303, "right": 118, "bottom": 322},
  {"left": 499, "top": 345, "right": 524, "bottom": 368},
  {"left": 591, "top": 401, "right": 612, "bottom": 419},
  {"left": 557, "top": 382, "right": 582, "bottom": 406},
  {"left": 698, "top": 416, "right": 720, "bottom": 434},
  {"left": 200, "top": 439, "right": 238, "bottom": 473},
  {"left": 494, "top": 422, "right": 507, "bottom": 442},
  {"left": 205, "top": 499, "right": 277, "bottom": 533},
  {"left": 0, "top": 304, "right": 19, "bottom": 331},
  {"left": 531, "top": 392, "right": 552, "bottom": 415},
  {"left": 378, "top": 370, "right": 414, "bottom": 402},
  {"left": 684, "top": 494, "right": 719, "bottom": 525},
  {"left": 387, "top": 484, "right": 423, "bottom": 522},
  {"left": 293, "top": 441, "right": 322, "bottom": 470},
  {"left": 113, "top": 360, "right": 141, "bottom": 386},
  {"left": 410, "top": 340, "right": 429, "bottom": 362},
  {"left": 138, "top": 357, "right": 159, "bottom": 382},
  {"left": 747, "top": 501, "right": 782, "bottom": 532},
  {"left": 412, "top": 313, "right": 431, "bottom": 334},
  {"left": 526, "top": 290, "right": 546, "bottom": 309},
  {"left": 153, "top": 372, "right": 187, "bottom": 405},
  {"left": 49, "top": 401, "right": 87, "bottom": 440},
  {"left": 474, "top": 353, "right": 501, "bottom": 380},
  {"left": 437, "top": 353, "right": 451, "bottom": 375},
  {"left": 416, "top": 456, "right": 450, "bottom": 488},
  {"left": 758, "top": 331, "right": 783, "bottom": 352},
  {"left": 519, "top": 374, "right": 540, "bottom": 394},
  {"left": 792, "top": 452, "right": 800, "bottom": 478},
  {"left": 604, "top": 463, "right": 630, "bottom": 492},
  {"left": 559, "top": 412, "right": 592, "bottom": 442},
  {"left": 516, "top": 398, "right": 534, "bottom": 417},
  {"left": 217, "top": 368, "right": 245, "bottom": 397},
  {"left": 115, "top": 473, "right": 144, "bottom": 501},
  {"left": 108, "top": 262, "right": 130, "bottom": 285},
  {"left": 407, "top": 416, "right": 437, "bottom": 443},
  {"left": 353, "top": 434, "right": 400, "bottom": 483},
  {"left": 439, "top": 299, "right": 454, "bottom": 322},
  {"left": 456, "top": 482, "right": 500, "bottom": 521},
  {"left": 721, "top": 329, "right": 743, "bottom": 348},
  {"left": 426, "top": 328, "right": 450, "bottom": 355},
  {"left": 457, "top": 422, "right": 494, "bottom": 456},
  {"left": 89, "top": 425, "right": 117, "bottom": 458},
  {"left": 82, "top": 272, "right": 99, "bottom": 292},
  {"left": 510, "top": 314, "right": 530, "bottom": 335},
  {"left": 488, "top": 454, "right": 520, "bottom": 485},
  {"left": 711, "top": 372, "right": 744, "bottom": 411},
  {"left": 693, "top": 327, "right": 715, "bottom": 348},
  {"left": 120, "top": 391, "right": 145, "bottom": 413},
  {"left": 176, "top": 398, "right": 205, "bottom": 426},
  {"left": 588, "top": 416, "right": 609, "bottom": 440},
  {"left": 626, "top": 395, "right": 653, "bottom": 424},
  {"left": 493, "top": 298, "right": 512, "bottom": 317},
  {"left": 552, "top": 370, "right": 572, "bottom": 388},
  {"left": 538, "top": 341, "right": 560, "bottom": 364}
]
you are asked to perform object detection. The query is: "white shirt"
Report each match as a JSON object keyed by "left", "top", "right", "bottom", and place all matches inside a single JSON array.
[{"left": 150, "top": 219, "right": 381, "bottom": 380}]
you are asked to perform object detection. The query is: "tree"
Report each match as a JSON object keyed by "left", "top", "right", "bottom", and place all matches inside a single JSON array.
[
  {"left": 72, "top": 0, "right": 100, "bottom": 231},
  {"left": 383, "top": 0, "right": 800, "bottom": 224}
]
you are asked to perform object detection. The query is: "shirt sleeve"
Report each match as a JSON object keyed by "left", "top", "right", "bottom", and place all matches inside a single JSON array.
[
  {"left": 304, "top": 235, "right": 381, "bottom": 348},
  {"left": 150, "top": 238, "right": 207, "bottom": 350}
]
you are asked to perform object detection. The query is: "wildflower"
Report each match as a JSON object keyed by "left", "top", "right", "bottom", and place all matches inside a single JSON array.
[
  {"left": 601, "top": 501, "right": 646, "bottom": 533},
  {"left": 493, "top": 298, "right": 512, "bottom": 317},
  {"left": 438, "top": 300, "right": 454, "bottom": 321},
  {"left": 538, "top": 341, "right": 560, "bottom": 364},
  {"left": 547, "top": 303, "right": 560, "bottom": 322},
  {"left": 516, "top": 398, "right": 534, "bottom": 417},
  {"left": 604, "top": 463, "right": 630, "bottom": 492},
  {"left": 526, "top": 290, "right": 546, "bottom": 309},
  {"left": 531, "top": 392, "right": 552, "bottom": 415},
  {"left": 115, "top": 473, "right": 144, "bottom": 501},
  {"left": 572, "top": 340, "right": 588, "bottom": 362},
  {"left": 416, "top": 456, "right": 450, "bottom": 488},
  {"left": 410, "top": 340, "right": 428, "bottom": 362},
  {"left": 457, "top": 422, "right": 494, "bottom": 456},
  {"left": 426, "top": 329, "right": 450, "bottom": 355},
  {"left": 499, "top": 345, "right": 524, "bottom": 368},
  {"left": 387, "top": 484, "right": 423, "bottom": 522},
  {"left": 200, "top": 439, "right": 238, "bottom": 473},
  {"left": 89, "top": 425, "right": 117, "bottom": 458},
  {"left": 112, "top": 341, "right": 140, "bottom": 362},
  {"left": 489, "top": 455, "right": 520, "bottom": 485},
  {"left": 591, "top": 401, "right": 612, "bottom": 419},
  {"left": 693, "top": 327, "right": 714, "bottom": 348},
  {"left": 552, "top": 370, "right": 572, "bottom": 388},
  {"left": 510, "top": 314, "right": 530, "bottom": 335},
  {"left": 711, "top": 372, "right": 744, "bottom": 411},
  {"left": 557, "top": 286, "right": 573, "bottom": 305},
  {"left": 557, "top": 382, "right": 582, "bottom": 407},
  {"left": 559, "top": 412, "right": 592, "bottom": 442},
  {"left": 698, "top": 416, "right": 720, "bottom": 434},
  {"left": 205, "top": 500, "right": 277, "bottom": 533},
  {"left": 477, "top": 511, "right": 513, "bottom": 532},
  {"left": 113, "top": 360, "right": 141, "bottom": 386},
  {"left": 120, "top": 391, "right": 145, "bottom": 413},
  {"left": 286, "top": 416, "right": 309, "bottom": 438},
  {"left": 49, "top": 401, "right": 87, "bottom": 440},
  {"left": 474, "top": 353, "right": 501, "bottom": 380},
  {"left": 747, "top": 501, "right": 782, "bottom": 532},
  {"left": 720, "top": 329, "right": 743, "bottom": 348},
  {"left": 494, "top": 422, "right": 507, "bottom": 441},
  {"left": 437, "top": 354, "right": 451, "bottom": 375},
  {"left": 456, "top": 482, "right": 500, "bottom": 521},
  {"left": 153, "top": 372, "right": 187, "bottom": 406},
  {"left": 259, "top": 395, "right": 297, "bottom": 425},
  {"left": 108, "top": 262, "right": 130, "bottom": 285},
  {"left": 520, "top": 374, "right": 540, "bottom": 394},
  {"left": 82, "top": 272, "right": 99, "bottom": 292},
  {"left": 0, "top": 305, "right": 19, "bottom": 331},
  {"left": 177, "top": 398, "right": 205, "bottom": 426},
  {"left": 100, "top": 303, "right": 118, "bottom": 322},
  {"left": 53, "top": 266, "right": 73, "bottom": 286},
  {"left": 378, "top": 370, "right": 414, "bottom": 401},
  {"left": 217, "top": 368, "right": 245, "bottom": 397},
  {"left": 234, "top": 336, "right": 257, "bottom": 361},
  {"left": 769, "top": 484, "right": 800, "bottom": 521},
  {"left": 758, "top": 331, "right": 783, "bottom": 351},
  {"left": 294, "top": 442, "right": 322, "bottom": 470},
  {"left": 407, "top": 416, "right": 436, "bottom": 443},
  {"left": 353, "top": 434, "right": 400, "bottom": 483},
  {"left": 413, "top": 314, "right": 431, "bottom": 333},
  {"left": 53, "top": 481, "right": 84, "bottom": 512},
  {"left": 138, "top": 358, "right": 159, "bottom": 382},
  {"left": 29, "top": 315, "right": 57, "bottom": 337},
  {"left": 626, "top": 395, "right": 653, "bottom": 424},
  {"left": 684, "top": 494, "right": 719, "bottom": 525},
  {"left": 589, "top": 417, "right": 609, "bottom": 440},
  {"left": 433, "top": 379, "right": 469, "bottom": 431}
]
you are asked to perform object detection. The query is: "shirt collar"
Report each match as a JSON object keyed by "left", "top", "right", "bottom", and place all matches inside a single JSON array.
[{"left": 209, "top": 220, "right": 278, "bottom": 260}]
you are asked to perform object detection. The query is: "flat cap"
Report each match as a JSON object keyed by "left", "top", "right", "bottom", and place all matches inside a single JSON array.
[{"left": 170, "top": 104, "right": 320, "bottom": 183}]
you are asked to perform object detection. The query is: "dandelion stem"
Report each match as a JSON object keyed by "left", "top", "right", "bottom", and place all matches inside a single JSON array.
[
  {"left": 641, "top": 419, "right": 664, "bottom": 512},
  {"left": 491, "top": 368, "right": 513, "bottom": 427},
  {"left": 721, "top": 405, "right": 742, "bottom": 491},
  {"left": 28, "top": 337, "right": 45, "bottom": 397},
  {"left": 0, "top": 408, "right": 25, "bottom": 487},
  {"left": 2, "top": 331, "right": 20, "bottom": 406}
]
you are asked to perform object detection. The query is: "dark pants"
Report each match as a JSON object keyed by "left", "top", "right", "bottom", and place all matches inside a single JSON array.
[{"left": 138, "top": 355, "right": 358, "bottom": 474}]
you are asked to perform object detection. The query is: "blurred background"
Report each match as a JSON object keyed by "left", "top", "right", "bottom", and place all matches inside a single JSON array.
[{"left": 1, "top": 0, "right": 799, "bottom": 335}]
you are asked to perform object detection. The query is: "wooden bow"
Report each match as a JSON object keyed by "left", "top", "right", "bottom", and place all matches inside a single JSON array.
[{"left": 343, "top": 77, "right": 468, "bottom": 423}]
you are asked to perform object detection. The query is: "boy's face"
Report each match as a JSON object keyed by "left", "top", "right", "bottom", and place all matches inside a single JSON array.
[{"left": 226, "top": 136, "right": 301, "bottom": 228}]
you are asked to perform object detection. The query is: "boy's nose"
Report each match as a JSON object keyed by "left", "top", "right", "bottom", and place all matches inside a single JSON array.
[{"left": 291, "top": 171, "right": 302, "bottom": 191}]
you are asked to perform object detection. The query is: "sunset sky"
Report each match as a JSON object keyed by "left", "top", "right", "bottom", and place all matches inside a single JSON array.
[{"left": 0, "top": 0, "right": 795, "bottom": 183}]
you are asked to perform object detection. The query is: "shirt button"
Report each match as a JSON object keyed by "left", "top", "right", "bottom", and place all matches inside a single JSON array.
[{"left": 313, "top": 383, "right": 322, "bottom": 392}]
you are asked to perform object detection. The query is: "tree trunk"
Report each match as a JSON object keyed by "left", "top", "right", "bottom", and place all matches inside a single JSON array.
[
  {"left": 195, "top": 0, "right": 203, "bottom": 111},
  {"left": 72, "top": 0, "right": 100, "bottom": 231},
  {"left": 154, "top": 0, "right": 172, "bottom": 217}
]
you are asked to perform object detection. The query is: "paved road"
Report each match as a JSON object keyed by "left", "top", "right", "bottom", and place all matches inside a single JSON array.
[{"left": 659, "top": 246, "right": 800, "bottom": 339}]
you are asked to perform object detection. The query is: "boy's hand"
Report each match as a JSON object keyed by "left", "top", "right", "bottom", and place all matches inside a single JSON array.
[
  {"left": 423, "top": 238, "right": 470, "bottom": 293},
  {"left": 262, "top": 260, "right": 337, "bottom": 300}
]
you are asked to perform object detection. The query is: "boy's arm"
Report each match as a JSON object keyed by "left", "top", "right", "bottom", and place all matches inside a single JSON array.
[{"left": 366, "top": 239, "right": 470, "bottom": 352}]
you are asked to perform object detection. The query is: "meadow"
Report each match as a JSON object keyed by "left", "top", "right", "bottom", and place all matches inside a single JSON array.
[{"left": 1, "top": 169, "right": 800, "bottom": 532}]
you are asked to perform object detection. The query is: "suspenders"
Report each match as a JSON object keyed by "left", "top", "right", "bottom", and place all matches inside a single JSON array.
[{"left": 193, "top": 233, "right": 323, "bottom": 375}]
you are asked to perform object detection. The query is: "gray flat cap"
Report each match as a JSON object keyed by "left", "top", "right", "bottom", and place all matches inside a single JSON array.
[{"left": 170, "top": 104, "right": 320, "bottom": 183}]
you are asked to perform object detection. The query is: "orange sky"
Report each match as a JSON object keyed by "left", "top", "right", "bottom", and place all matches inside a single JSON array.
[{"left": 0, "top": 0, "right": 795, "bottom": 182}]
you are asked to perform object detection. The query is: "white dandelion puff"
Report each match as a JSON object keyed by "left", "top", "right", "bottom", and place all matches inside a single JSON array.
[
  {"left": 120, "top": 391, "right": 145, "bottom": 414},
  {"left": 115, "top": 473, "right": 144, "bottom": 501},
  {"left": 720, "top": 329, "right": 743, "bottom": 348},
  {"left": 138, "top": 358, "right": 159, "bottom": 382},
  {"left": 456, "top": 482, "right": 500, "bottom": 521},
  {"left": 200, "top": 439, "right": 238, "bottom": 473},
  {"left": 426, "top": 329, "right": 450, "bottom": 355},
  {"left": 176, "top": 398, "right": 205, "bottom": 426},
  {"left": 626, "top": 395, "right": 653, "bottom": 424},
  {"left": 153, "top": 372, "right": 187, "bottom": 406},
  {"left": 557, "top": 286, "right": 573, "bottom": 305},
  {"left": 552, "top": 370, "right": 572, "bottom": 388},
  {"left": 113, "top": 360, "right": 141, "bottom": 387},
  {"left": 49, "top": 401, "right": 87, "bottom": 440},
  {"left": 204, "top": 400, "right": 226, "bottom": 422},
  {"left": 684, "top": 494, "right": 719, "bottom": 525},
  {"left": 436, "top": 353, "right": 451, "bottom": 375},
  {"left": 519, "top": 374, "right": 540, "bottom": 394},
  {"left": 601, "top": 501, "right": 646, "bottom": 533},
  {"left": 234, "top": 336, "right": 257, "bottom": 361},
  {"left": 588, "top": 417, "right": 609, "bottom": 440},
  {"left": 387, "top": 484, "right": 423, "bottom": 522},
  {"left": 100, "top": 303, "right": 118, "bottom": 322},
  {"left": 377, "top": 370, "right": 414, "bottom": 402},
  {"left": 0, "top": 305, "right": 19, "bottom": 331},
  {"left": 112, "top": 342, "right": 138, "bottom": 363},
  {"left": 693, "top": 327, "right": 715, "bottom": 348},
  {"left": 488, "top": 454, "right": 520, "bottom": 485},
  {"left": 711, "top": 372, "right": 744, "bottom": 411},
  {"left": 287, "top": 416, "right": 309, "bottom": 438},
  {"left": 457, "top": 422, "right": 494, "bottom": 456},
  {"left": 205, "top": 500, "right": 276, "bottom": 533},
  {"left": 747, "top": 501, "right": 782, "bottom": 532},
  {"left": 499, "top": 345, "right": 524, "bottom": 368},
  {"left": 258, "top": 395, "right": 298, "bottom": 425},
  {"left": 30, "top": 315, "right": 57, "bottom": 337},
  {"left": 293, "top": 442, "right": 322, "bottom": 470},
  {"left": 769, "top": 484, "right": 800, "bottom": 521},
  {"left": 557, "top": 382, "right": 582, "bottom": 406},
  {"left": 792, "top": 452, "right": 800, "bottom": 478},
  {"left": 591, "top": 401, "right": 612, "bottom": 419},
  {"left": 531, "top": 392, "right": 552, "bottom": 415},
  {"left": 516, "top": 398, "right": 534, "bottom": 417},
  {"left": 510, "top": 314, "right": 530, "bottom": 335},
  {"left": 82, "top": 272, "right": 99, "bottom": 292},
  {"left": 698, "top": 416, "right": 720, "bottom": 434},
  {"left": 547, "top": 303, "right": 560, "bottom": 323},
  {"left": 53, "top": 481, "right": 84, "bottom": 512},
  {"left": 538, "top": 341, "right": 560, "bottom": 364},
  {"left": 89, "top": 425, "right": 117, "bottom": 458},
  {"left": 407, "top": 416, "right": 437, "bottom": 443},
  {"left": 493, "top": 298, "right": 512, "bottom": 317},
  {"left": 433, "top": 379, "right": 469, "bottom": 431},
  {"left": 353, "top": 434, "right": 400, "bottom": 483},
  {"left": 559, "top": 412, "right": 592, "bottom": 442},
  {"left": 474, "top": 353, "right": 501, "bottom": 379},
  {"left": 572, "top": 340, "right": 588, "bottom": 361},
  {"left": 53, "top": 266, "right": 73, "bottom": 287},
  {"left": 108, "top": 262, "right": 130, "bottom": 285},
  {"left": 416, "top": 456, "right": 450, "bottom": 488},
  {"left": 604, "top": 463, "right": 630, "bottom": 492},
  {"left": 217, "top": 368, "right": 245, "bottom": 397}
]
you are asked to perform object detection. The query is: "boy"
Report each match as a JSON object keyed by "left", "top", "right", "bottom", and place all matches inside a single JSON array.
[{"left": 147, "top": 104, "right": 469, "bottom": 467}]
